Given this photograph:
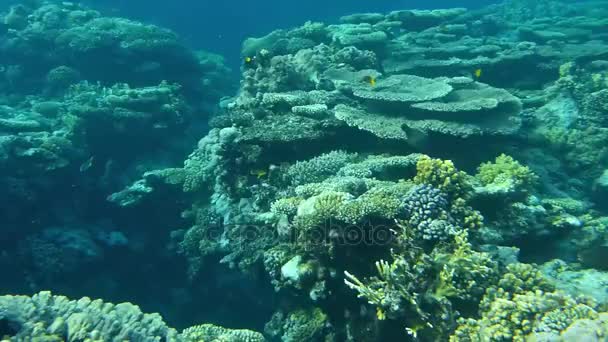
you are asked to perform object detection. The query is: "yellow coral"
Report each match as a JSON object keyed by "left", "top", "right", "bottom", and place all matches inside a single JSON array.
[
  {"left": 476, "top": 154, "right": 538, "bottom": 192},
  {"left": 559, "top": 61, "right": 574, "bottom": 78},
  {"left": 592, "top": 73, "right": 604, "bottom": 89},
  {"left": 414, "top": 155, "right": 470, "bottom": 199}
]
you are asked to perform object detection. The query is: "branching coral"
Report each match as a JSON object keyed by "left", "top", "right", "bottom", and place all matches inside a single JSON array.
[
  {"left": 286, "top": 150, "right": 359, "bottom": 186},
  {"left": 265, "top": 308, "right": 330, "bottom": 342},
  {"left": 294, "top": 191, "right": 351, "bottom": 227},
  {"left": 433, "top": 232, "right": 498, "bottom": 302},
  {"left": 476, "top": 154, "right": 538, "bottom": 194},
  {"left": 451, "top": 263, "right": 601, "bottom": 342},
  {"left": 414, "top": 155, "right": 471, "bottom": 200},
  {"left": 408, "top": 157, "right": 483, "bottom": 238},
  {"left": 344, "top": 249, "right": 434, "bottom": 324},
  {"left": 5, "top": 2, "right": 606, "bottom": 342},
  {"left": 400, "top": 184, "right": 461, "bottom": 241}
]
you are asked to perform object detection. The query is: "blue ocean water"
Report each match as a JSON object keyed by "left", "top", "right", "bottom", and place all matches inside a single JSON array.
[
  {"left": 0, "top": 0, "right": 607, "bottom": 340},
  {"left": 88, "top": 0, "right": 500, "bottom": 67}
]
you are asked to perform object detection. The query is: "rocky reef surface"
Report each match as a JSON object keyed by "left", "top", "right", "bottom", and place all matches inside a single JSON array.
[{"left": 2, "top": 0, "right": 608, "bottom": 341}]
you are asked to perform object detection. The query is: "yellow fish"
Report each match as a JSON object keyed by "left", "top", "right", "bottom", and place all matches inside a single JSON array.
[
  {"left": 250, "top": 169, "right": 267, "bottom": 179},
  {"left": 363, "top": 75, "right": 376, "bottom": 87},
  {"left": 474, "top": 68, "right": 482, "bottom": 78},
  {"left": 245, "top": 56, "right": 252, "bottom": 63}
]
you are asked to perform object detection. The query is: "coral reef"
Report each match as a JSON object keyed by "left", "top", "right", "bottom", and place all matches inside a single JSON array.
[
  {"left": 0, "top": 291, "right": 265, "bottom": 342},
  {"left": 451, "top": 263, "right": 605, "bottom": 342},
  {"left": 0, "top": 291, "right": 176, "bottom": 341},
  {"left": 0, "top": 0, "right": 238, "bottom": 334},
  {"left": 2, "top": 0, "right": 608, "bottom": 341}
]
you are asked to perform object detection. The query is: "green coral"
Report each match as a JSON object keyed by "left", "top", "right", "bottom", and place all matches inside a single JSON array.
[
  {"left": 451, "top": 197, "right": 484, "bottom": 231},
  {"left": 343, "top": 224, "right": 456, "bottom": 338},
  {"left": 414, "top": 155, "right": 471, "bottom": 199},
  {"left": 313, "top": 191, "right": 350, "bottom": 218},
  {"left": 343, "top": 228, "right": 499, "bottom": 339},
  {"left": 270, "top": 197, "right": 302, "bottom": 217},
  {"left": 293, "top": 191, "right": 350, "bottom": 231},
  {"left": 453, "top": 290, "right": 599, "bottom": 342},
  {"left": 335, "top": 183, "right": 407, "bottom": 224},
  {"left": 495, "top": 263, "right": 554, "bottom": 295},
  {"left": 290, "top": 191, "right": 354, "bottom": 251},
  {"left": 344, "top": 252, "right": 433, "bottom": 323},
  {"left": 476, "top": 154, "right": 538, "bottom": 193},
  {"left": 267, "top": 308, "right": 330, "bottom": 342},
  {"left": 291, "top": 180, "right": 410, "bottom": 235},
  {"left": 433, "top": 232, "right": 498, "bottom": 302},
  {"left": 451, "top": 263, "right": 600, "bottom": 342}
]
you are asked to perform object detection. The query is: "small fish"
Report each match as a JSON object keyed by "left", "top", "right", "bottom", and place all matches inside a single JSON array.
[
  {"left": 244, "top": 56, "right": 258, "bottom": 69},
  {"left": 474, "top": 68, "right": 482, "bottom": 79},
  {"left": 80, "top": 156, "right": 94, "bottom": 172},
  {"left": 363, "top": 75, "right": 376, "bottom": 87},
  {"left": 250, "top": 169, "right": 267, "bottom": 179}
]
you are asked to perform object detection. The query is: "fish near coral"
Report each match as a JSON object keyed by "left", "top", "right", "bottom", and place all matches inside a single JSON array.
[
  {"left": 474, "top": 68, "right": 482, "bottom": 79},
  {"left": 243, "top": 55, "right": 257, "bottom": 69},
  {"left": 362, "top": 75, "right": 376, "bottom": 87},
  {"left": 250, "top": 169, "right": 267, "bottom": 179}
]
